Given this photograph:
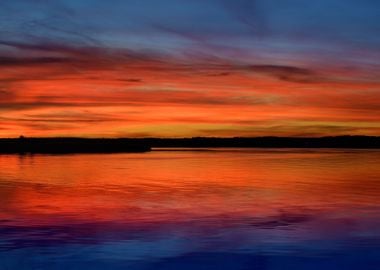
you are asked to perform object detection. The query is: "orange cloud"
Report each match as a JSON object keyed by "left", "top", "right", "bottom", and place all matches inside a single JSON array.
[{"left": 1, "top": 43, "right": 379, "bottom": 137}]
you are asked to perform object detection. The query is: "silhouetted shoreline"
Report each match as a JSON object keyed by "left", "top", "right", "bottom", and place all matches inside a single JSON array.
[
  {"left": 139, "top": 136, "right": 380, "bottom": 149},
  {"left": 0, "top": 136, "right": 379, "bottom": 154},
  {"left": 0, "top": 138, "right": 151, "bottom": 154}
]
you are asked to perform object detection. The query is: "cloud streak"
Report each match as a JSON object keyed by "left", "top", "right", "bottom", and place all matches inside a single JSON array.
[{"left": 0, "top": 0, "right": 379, "bottom": 137}]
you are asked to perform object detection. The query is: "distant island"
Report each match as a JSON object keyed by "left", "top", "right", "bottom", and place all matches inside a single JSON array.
[{"left": 0, "top": 136, "right": 379, "bottom": 154}]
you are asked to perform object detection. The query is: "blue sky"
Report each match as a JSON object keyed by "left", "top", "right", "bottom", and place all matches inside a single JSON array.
[{"left": 1, "top": 0, "right": 379, "bottom": 56}]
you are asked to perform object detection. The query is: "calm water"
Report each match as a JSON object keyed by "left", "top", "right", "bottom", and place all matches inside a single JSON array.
[{"left": 0, "top": 148, "right": 380, "bottom": 270}]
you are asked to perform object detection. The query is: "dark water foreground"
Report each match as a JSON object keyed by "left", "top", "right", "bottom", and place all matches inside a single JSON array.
[{"left": 0, "top": 149, "right": 379, "bottom": 269}]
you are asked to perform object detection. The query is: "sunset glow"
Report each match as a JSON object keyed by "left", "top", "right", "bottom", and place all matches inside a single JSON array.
[{"left": 1, "top": 0, "right": 379, "bottom": 137}]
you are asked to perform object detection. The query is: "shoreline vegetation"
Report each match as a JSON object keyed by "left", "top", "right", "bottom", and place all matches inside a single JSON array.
[{"left": 0, "top": 136, "right": 379, "bottom": 154}]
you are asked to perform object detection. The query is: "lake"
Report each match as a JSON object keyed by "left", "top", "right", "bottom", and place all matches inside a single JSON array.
[{"left": 0, "top": 148, "right": 380, "bottom": 270}]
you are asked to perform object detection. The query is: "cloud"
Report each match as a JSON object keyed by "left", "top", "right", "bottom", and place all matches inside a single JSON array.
[
  {"left": 0, "top": 88, "right": 11, "bottom": 97},
  {"left": 0, "top": 38, "right": 366, "bottom": 86},
  {"left": 0, "top": 112, "right": 122, "bottom": 124},
  {"left": 194, "top": 119, "right": 380, "bottom": 137},
  {"left": 0, "top": 56, "right": 73, "bottom": 66},
  {"left": 218, "top": 0, "right": 269, "bottom": 36},
  {"left": 245, "top": 65, "right": 318, "bottom": 83},
  {"left": 119, "top": 79, "right": 142, "bottom": 83},
  {"left": 0, "top": 10, "right": 379, "bottom": 139},
  {"left": 0, "top": 39, "right": 78, "bottom": 53}
]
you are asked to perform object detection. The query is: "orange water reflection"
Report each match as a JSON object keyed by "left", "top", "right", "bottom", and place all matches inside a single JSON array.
[
  {"left": 1, "top": 149, "right": 380, "bottom": 269},
  {"left": 1, "top": 149, "right": 379, "bottom": 228}
]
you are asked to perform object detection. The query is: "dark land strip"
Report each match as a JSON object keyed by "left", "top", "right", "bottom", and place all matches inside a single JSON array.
[{"left": 0, "top": 136, "right": 380, "bottom": 154}]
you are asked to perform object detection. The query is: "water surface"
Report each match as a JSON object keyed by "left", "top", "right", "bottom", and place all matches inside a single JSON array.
[{"left": 0, "top": 148, "right": 379, "bottom": 269}]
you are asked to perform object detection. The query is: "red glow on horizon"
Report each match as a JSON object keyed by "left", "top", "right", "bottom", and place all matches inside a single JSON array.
[{"left": 1, "top": 47, "right": 379, "bottom": 137}]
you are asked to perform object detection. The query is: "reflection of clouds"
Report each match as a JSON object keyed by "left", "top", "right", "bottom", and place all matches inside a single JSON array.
[
  {"left": 0, "top": 150, "right": 380, "bottom": 268},
  {"left": 1, "top": 208, "right": 379, "bottom": 257},
  {"left": 250, "top": 210, "right": 313, "bottom": 229}
]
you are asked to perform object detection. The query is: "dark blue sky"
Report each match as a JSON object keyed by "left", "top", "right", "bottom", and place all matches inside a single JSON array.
[{"left": 1, "top": 0, "right": 379, "bottom": 63}]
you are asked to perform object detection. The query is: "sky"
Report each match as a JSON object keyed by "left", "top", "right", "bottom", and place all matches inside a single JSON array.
[{"left": 0, "top": 0, "right": 379, "bottom": 137}]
